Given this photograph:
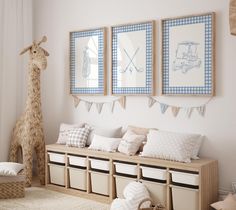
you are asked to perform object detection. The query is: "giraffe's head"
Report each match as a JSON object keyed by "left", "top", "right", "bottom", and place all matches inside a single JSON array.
[{"left": 20, "top": 36, "right": 49, "bottom": 70}]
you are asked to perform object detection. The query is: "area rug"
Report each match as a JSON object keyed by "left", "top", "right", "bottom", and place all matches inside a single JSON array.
[{"left": 0, "top": 187, "right": 110, "bottom": 210}]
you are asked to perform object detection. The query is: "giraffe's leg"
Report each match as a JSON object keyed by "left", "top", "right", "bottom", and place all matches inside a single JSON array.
[
  {"left": 9, "top": 139, "right": 19, "bottom": 162},
  {"left": 22, "top": 144, "right": 33, "bottom": 187},
  {"left": 35, "top": 142, "right": 45, "bottom": 185}
]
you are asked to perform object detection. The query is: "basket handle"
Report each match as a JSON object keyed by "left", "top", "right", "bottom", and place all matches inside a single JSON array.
[{"left": 137, "top": 198, "right": 153, "bottom": 210}]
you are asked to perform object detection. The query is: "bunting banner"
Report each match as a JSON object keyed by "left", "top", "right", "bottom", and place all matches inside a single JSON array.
[
  {"left": 147, "top": 96, "right": 213, "bottom": 118},
  {"left": 171, "top": 107, "right": 180, "bottom": 117},
  {"left": 148, "top": 96, "right": 156, "bottom": 108},
  {"left": 72, "top": 95, "right": 126, "bottom": 114},
  {"left": 160, "top": 103, "right": 169, "bottom": 114},
  {"left": 72, "top": 95, "right": 81, "bottom": 108}
]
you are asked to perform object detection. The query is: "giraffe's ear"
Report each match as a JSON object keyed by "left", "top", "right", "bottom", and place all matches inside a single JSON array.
[
  {"left": 19, "top": 45, "right": 32, "bottom": 55},
  {"left": 42, "top": 48, "right": 49, "bottom": 56}
]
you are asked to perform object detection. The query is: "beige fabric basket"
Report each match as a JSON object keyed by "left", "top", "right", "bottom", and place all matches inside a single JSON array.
[{"left": 0, "top": 173, "right": 25, "bottom": 199}]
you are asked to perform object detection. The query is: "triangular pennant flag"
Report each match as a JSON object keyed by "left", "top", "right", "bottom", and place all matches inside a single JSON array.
[
  {"left": 196, "top": 105, "right": 206, "bottom": 117},
  {"left": 185, "top": 107, "right": 193, "bottom": 118},
  {"left": 110, "top": 101, "right": 116, "bottom": 113},
  {"left": 118, "top": 96, "right": 126, "bottom": 109},
  {"left": 96, "top": 103, "right": 104, "bottom": 114},
  {"left": 72, "top": 95, "right": 81, "bottom": 108},
  {"left": 171, "top": 106, "right": 180, "bottom": 117},
  {"left": 148, "top": 97, "right": 156, "bottom": 108},
  {"left": 160, "top": 103, "right": 169, "bottom": 114},
  {"left": 85, "top": 101, "right": 92, "bottom": 112}
]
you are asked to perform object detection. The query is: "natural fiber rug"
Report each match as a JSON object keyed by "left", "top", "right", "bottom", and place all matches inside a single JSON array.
[{"left": 0, "top": 187, "right": 110, "bottom": 210}]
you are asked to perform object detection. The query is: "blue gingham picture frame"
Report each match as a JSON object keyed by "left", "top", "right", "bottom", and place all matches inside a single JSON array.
[
  {"left": 70, "top": 28, "right": 106, "bottom": 95},
  {"left": 162, "top": 13, "right": 215, "bottom": 96},
  {"left": 111, "top": 21, "right": 154, "bottom": 95}
]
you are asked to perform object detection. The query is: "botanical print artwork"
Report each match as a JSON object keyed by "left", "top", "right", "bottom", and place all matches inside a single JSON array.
[{"left": 172, "top": 41, "right": 201, "bottom": 74}]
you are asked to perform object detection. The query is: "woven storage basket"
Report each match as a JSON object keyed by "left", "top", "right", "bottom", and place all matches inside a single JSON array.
[
  {"left": 138, "top": 198, "right": 165, "bottom": 210},
  {"left": 0, "top": 173, "right": 25, "bottom": 199}
]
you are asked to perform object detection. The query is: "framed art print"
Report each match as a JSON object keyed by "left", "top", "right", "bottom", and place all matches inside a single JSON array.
[
  {"left": 111, "top": 21, "right": 155, "bottom": 95},
  {"left": 70, "top": 28, "right": 106, "bottom": 95},
  {"left": 161, "top": 13, "right": 215, "bottom": 96}
]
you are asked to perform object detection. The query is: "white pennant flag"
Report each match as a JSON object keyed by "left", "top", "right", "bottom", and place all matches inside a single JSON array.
[
  {"left": 171, "top": 106, "right": 180, "bottom": 117},
  {"left": 72, "top": 95, "right": 81, "bottom": 108},
  {"left": 85, "top": 101, "right": 93, "bottom": 112},
  {"left": 118, "top": 96, "right": 126, "bottom": 109},
  {"left": 148, "top": 97, "right": 156, "bottom": 108},
  {"left": 96, "top": 103, "right": 104, "bottom": 114},
  {"left": 185, "top": 107, "right": 193, "bottom": 118},
  {"left": 196, "top": 105, "right": 206, "bottom": 117},
  {"left": 160, "top": 103, "right": 169, "bottom": 114},
  {"left": 110, "top": 101, "right": 115, "bottom": 113}
]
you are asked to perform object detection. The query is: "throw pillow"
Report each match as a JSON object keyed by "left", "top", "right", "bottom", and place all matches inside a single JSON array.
[
  {"left": 211, "top": 193, "right": 236, "bottom": 210},
  {"left": 56, "top": 123, "right": 85, "bottom": 144},
  {"left": 88, "top": 134, "right": 121, "bottom": 152},
  {"left": 118, "top": 130, "right": 146, "bottom": 155},
  {"left": 0, "top": 162, "right": 24, "bottom": 176},
  {"left": 87, "top": 125, "right": 122, "bottom": 146},
  {"left": 141, "top": 130, "right": 201, "bottom": 163},
  {"left": 66, "top": 125, "right": 91, "bottom": 148},
  {"left": 127, "top": 125, "right": 150, "bottom": 136}
]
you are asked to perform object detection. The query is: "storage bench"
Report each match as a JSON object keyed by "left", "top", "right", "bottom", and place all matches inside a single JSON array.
[{"left": 45, "top": 144, "right": 218, "bottom": 209}]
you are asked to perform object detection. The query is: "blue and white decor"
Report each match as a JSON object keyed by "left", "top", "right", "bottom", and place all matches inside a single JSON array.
[
  {"left": 162, "top": 13, "right": 215, "bottom": 95},
  {"left": 111, "top": 21, "right": 154, "bottom": 95},
  {"left": 70, "top": 28, "right": 106, "bottom": 95}
]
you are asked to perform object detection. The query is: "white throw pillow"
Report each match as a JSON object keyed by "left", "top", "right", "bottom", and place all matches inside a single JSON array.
[
  {"left": 88, "top": 134, "right": 121, "bottom": 152},
  {"left": 191, "top": 135, "right": 204, "bottom": 159},
  {"left": 0, "top": 162, "right": 24, "bottom": 176},
  {"left": 141, "top": 130, "right": 201, "bottom": 163},
  {"left": 66, "top": 125, "right": 91, "bottom": 148},
  {"left": 118, "top": 130, "right": 146, "bottom": 155},
  {"left": 87, "top": 126, "right": 122, "bottom": 146},
  {"left": 56, "top": 123, "right": 85, "bottom": 144}
]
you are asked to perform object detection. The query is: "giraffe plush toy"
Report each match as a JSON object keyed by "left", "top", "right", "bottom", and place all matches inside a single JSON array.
[{"left": 9, "top": 36, "right": 49, "bottom": 187}]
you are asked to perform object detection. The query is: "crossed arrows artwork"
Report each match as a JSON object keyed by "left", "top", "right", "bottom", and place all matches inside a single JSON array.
[{"left": 119, "top": 47, "right": 144, "bottom": 74}]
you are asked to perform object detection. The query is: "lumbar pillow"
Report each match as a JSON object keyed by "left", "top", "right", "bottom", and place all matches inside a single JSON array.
[
  {"left": 211, "top": 193, "right": 236, "bottom": 210},
  {"left": 87, "top": 125, "right": 122, "bottom": 146},
  {"left": 88, "top": 134, "right": 121, "bottom": 152},
  {"left": 141, "top": 130, "right": 201, "bottom": 163},
  {"left": 0, "top": 162, "right": 24, "bottom": 176},
  {"left": 56, "top": 123, "right": 85, "bottom": 144},
  {"left": 66, "top": 125, "right": 91, "bottom": 148},
  {"left": 118, "top": 130, "right": 146, "bottom": 155}
]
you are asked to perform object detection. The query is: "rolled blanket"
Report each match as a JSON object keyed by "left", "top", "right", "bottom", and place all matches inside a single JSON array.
[{"left": 110, "top": 181, "right": 151, "bottom": 210}]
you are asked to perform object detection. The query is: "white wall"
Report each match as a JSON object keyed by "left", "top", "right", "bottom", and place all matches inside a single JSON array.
[{"left": 33, "top": 0, "right": 236, "bottom": 191}]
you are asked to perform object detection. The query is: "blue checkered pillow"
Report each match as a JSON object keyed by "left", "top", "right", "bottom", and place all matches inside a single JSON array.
[{"left": 66, "top": 125, "right": 91, "bottom": 148}]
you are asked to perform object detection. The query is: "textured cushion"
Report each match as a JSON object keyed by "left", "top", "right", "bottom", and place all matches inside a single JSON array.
[
  {"left": 88, "top": 134, "right": 121, "bottom": 152},
  {"left": 127, "top": 125, "right": 150, "bottom": 136},
  {"left": 211, "top": 193, "right": 236, "bottom": 210},
  {"left": 0, "top": 162, "right": 24, "bottom": 176},
  {"left": 66, "top": 125, "right": 90, "bottom": 148},
  {"left": 56, "top": 123, "right": 85, "bottom": 144},
  {"left": 87, "top": 126, "right": 122, "bottom": 145},
  {"left": 141, "top": 130, "right": 201, "bottom": 163},
  {"left": 192, "top": 136, "right": 204, "bottom": 159},
  {"left": 118, "top": 130, "right": 146, "bottom": 155}
]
